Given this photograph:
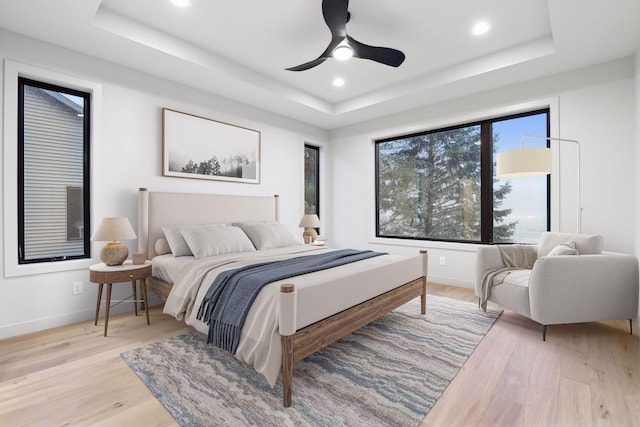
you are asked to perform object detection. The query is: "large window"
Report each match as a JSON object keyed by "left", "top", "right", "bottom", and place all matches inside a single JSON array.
[
  {"left": 375, "top": 109, "right": 549, "bottom": 244},
  {"left": 18, "top": 77, "right": 91, "bottom": 263}
]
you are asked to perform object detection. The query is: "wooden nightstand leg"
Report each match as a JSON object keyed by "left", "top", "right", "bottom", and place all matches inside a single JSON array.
[
  {"left": 132, "top": 280, "right": 138, "bottom": 316},
  {"left": 104, "top": 283, "right": 112, "bottom": 337},
  {"left": 95, "top": 283, "right": 103, "bottom": 326},
  {"left": 140, "top": 285, "right": 146, "bottom": 311},
  {"left": 142, "top": 277, "right": 150, "bottom": 326}
]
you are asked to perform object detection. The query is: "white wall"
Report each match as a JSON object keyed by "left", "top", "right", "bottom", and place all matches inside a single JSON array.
[
  {"left": 635, "top": 48, "right": 640, "bottom": 324},
  {"left": 328, "top": 58, "right": 637, "bottom": 289},
  {"left": 0, "top": 30, "right": 327, "bottom": 339}
]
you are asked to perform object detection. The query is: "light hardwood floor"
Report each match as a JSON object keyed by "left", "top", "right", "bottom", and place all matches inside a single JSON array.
[{"left": 0, "top": 283, "right": 637, "bottom": 426}]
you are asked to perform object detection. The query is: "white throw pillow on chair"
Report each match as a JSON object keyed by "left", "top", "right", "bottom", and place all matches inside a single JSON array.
[{"left": 546, "top": 241, "right": 579, "bottom": 256}]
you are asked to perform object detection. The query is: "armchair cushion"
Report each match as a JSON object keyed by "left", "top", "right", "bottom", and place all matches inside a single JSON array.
[{"left": 537, "top": 232, "right": 603, "bottom": 257}]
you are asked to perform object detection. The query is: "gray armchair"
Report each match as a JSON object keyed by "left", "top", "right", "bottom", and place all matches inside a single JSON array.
[{"left": 475, "top": 232, "right": 639, "bottom": 340}]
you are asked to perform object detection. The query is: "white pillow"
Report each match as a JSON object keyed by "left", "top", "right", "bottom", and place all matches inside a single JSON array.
[
  {"left": 161, "top": 224, "right": 225, "bottom": 257},
  {"left": 155, "top": 238, "right": 171, "bottom": 255},
  {"left": 238, "top": 223, "right": 301, "bottom": 250},
  {"left": 547, "top": 241, "right": 579, "bottom": 256},
  {"left": 180, "top": 225, "right": 255, "bottom": 259}
]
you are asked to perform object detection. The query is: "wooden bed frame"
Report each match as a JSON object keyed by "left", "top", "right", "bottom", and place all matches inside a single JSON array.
[{"left": 137, "top": 188, "right": 428, "bottom": 407}]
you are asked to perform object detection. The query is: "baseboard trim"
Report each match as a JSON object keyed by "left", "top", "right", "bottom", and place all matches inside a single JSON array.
[
  {"left": 428, "top": 275, "right": 473, "bottom": 289},
  {"left": 0, "top": 308, "right": 97, "bottom": 340}
]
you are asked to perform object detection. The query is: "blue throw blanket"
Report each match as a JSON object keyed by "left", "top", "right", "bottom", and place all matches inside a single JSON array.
[{"left": 196, "top": 249, "right": 386, "bottom": 354}]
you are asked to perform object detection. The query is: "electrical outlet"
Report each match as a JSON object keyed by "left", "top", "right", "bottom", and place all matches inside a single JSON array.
[
  {"left": 72, "top": 281, "right": 83, "bottom": 295},
  {"left": 439, "top": 256, "right": 446, "bottom": 266}
]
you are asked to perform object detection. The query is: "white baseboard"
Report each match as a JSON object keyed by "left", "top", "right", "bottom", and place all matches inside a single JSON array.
[
  {"left": 428, "top": 275, "right": 474, "bottom": 289},
  {"left": 0, "top": 308, "right": 96, "bottom": 340},
  {"left": 0, "top": 293, "right": 163, "bottom": 340}
]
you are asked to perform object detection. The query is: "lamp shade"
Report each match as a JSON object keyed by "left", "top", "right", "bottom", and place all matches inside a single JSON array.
[
  {"left": 299, "top": 214, "right": 320, "bottom": 243},
  {"left": 91, "top": 217, "right": 137, "bottom": 241},
  {"left": 298, "top": 214, "right": 321, "bottom": 228},
  {"left": 91, "top": 217, "right": 136, "bottom": 266},
  {"left": 496, "top": 147, "right": 552, "bottom": 177}
]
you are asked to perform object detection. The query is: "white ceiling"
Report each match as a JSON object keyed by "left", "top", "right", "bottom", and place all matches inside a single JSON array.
[{"left": 0, "top": 0, "right": 639, "bottom": 130}]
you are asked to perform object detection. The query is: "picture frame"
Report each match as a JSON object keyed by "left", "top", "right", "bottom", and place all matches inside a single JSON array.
[{"left": 162, "top": 108, "right": 261, "bottom": 184}]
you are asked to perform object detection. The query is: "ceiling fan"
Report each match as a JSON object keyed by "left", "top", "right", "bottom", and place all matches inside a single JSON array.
[{"left": 286, "top": 0, "right": 406, "bottom": 71}]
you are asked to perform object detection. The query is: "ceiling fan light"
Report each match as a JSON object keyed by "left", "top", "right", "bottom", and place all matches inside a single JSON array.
[
  {"left": 171, "top": 0, "right": 190, "bottom": 7},
  {"left": 333, "top": 45, "right": 353, "bottom": 61}
]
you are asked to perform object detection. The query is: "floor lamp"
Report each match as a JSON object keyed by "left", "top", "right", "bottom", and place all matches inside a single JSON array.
[{"left": 496, "top": 135, "right": 582, "bottom": 234}]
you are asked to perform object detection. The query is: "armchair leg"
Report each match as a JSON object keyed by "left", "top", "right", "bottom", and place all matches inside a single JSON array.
[
  {"left": 630, "top": 319, "right": 633, "bottom": 335},
  {"left": 542, "top": 325, "right": 547, "bottom": 341}
]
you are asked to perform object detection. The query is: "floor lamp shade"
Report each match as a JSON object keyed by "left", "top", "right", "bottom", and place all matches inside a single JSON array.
[
  {"left": 496, "top": 147, "right": 552, "bottom": 177},
  {"left": 496, "top": 135, "right": 582, "bottom": 233},
  {"left": 91, "top": 217, "right": 137, "bottom": 266}
]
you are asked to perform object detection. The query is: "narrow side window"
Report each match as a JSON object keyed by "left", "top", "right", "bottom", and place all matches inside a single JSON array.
[
  {"left": 18, "top": 77, "right": 91, "bottom": 264},
  {"left": 304, "top": 144, "right": 320, "bottom": 217}
]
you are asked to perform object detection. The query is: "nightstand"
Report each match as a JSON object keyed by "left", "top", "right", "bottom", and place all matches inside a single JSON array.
[{"left": 89, "top": 260, "right": 152, "bottom": 336}]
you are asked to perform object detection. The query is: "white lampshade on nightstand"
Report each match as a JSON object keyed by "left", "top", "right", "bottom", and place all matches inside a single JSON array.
[
  {"left": 91, "top": 217, "right": 137, "bottom": 266},
  {"left": 299, "top": 214, "right": 321, "bottom": 243}
]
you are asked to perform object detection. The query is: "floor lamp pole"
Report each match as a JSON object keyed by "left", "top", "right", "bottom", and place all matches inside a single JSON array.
[{"left": 521, "top": 135, "right": 582, "bottom": 234}]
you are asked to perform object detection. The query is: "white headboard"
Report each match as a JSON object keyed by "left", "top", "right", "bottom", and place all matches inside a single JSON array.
[{"left": 137, "top": 188, "right": 280, "bottom": 259}]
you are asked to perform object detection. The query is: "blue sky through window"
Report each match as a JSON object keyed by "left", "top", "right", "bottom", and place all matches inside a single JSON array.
[{"left": 493, "top": 112, "right": 548, "bottom": 243}]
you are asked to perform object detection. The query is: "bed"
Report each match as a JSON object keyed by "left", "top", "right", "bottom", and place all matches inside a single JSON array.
[{"left": 137, "top": 188, "right": 428, "bottom": 407}]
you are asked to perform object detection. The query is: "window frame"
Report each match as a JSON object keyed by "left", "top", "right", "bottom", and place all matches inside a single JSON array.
[
  {"left": 3, "top": 60, "right": 101, "bottom": 277},
  {"left": 18, "top": 77, "right": 91, "bottom": 264},
  {"left": 304, "top": 144, "right": 320, "bottom": 217},
  {"left": 374, "top": 108, "right": 550, "bottom": 245}
]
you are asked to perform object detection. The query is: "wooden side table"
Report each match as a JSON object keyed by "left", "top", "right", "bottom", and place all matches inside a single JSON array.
[{"left": 89, "top": 260, "right": 152, "bottom": 336}]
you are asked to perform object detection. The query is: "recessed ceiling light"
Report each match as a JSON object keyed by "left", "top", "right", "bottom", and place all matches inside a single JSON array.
[
  {"left": 332, "top": 77, "right": 345, "bottom": 87},
  {"left": 171, "top": 0, "right": 190, "bottom": 7},
  {"left": 472, "top": 21, "right": 491, "bottom": 36}
]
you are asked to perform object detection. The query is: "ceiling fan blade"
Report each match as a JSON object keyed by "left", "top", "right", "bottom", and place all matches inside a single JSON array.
[
  {"left": 286, "top": 36, "right": 343, "bottom": 71},
  {"left": 285, "top": 57, "right": 328, "bottom": 72},
  {"left": 347, "top": 35, "right": 406, "bottom": 67},
  {"left": 322, "top": 0, "right": 349, "bottom": 39}
]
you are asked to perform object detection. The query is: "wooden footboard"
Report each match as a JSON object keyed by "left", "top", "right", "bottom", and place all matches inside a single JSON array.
[{"left": 280, "top": 275, "right": 427, "bottom": 407}]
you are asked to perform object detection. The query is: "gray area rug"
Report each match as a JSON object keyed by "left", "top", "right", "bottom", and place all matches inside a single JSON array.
[{"left": 121, "top": 295, "right": 502, "bottom": 426}]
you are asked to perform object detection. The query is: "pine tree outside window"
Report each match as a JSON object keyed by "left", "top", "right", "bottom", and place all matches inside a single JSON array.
[
  {"left": 304, "top": 144, "right": 320, "bottom": 215},
  {"left": 375, "top": 109, "right": 549, "bottom": 244},
  {"left": 304, "top": 144, "right": 320, "bottom": 235}
]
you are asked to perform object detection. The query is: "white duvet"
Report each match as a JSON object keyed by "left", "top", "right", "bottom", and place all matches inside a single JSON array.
[{"left": 163, "top": 245, "right": 426, "bottom": 386}]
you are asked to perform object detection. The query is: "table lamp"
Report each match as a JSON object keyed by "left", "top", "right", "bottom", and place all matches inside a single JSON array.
[
  {"left": 298, "top": 214, "right": 321, "bottom": 243},
  {"left": 91, "top": 217, "right": 137, "bottom": 265}
]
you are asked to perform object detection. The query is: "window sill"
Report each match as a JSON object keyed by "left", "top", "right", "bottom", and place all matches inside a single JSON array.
[
  {"left": 5, "top": 258, "right": 95, "bottom": 278},
  {"left": 368, "top": 237, "right": 480, "bottom": 253}
]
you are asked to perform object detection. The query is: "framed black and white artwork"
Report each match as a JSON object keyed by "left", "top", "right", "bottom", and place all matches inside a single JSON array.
[{"left": 162, "top": 108, "right": 260, "bottom": 184}]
